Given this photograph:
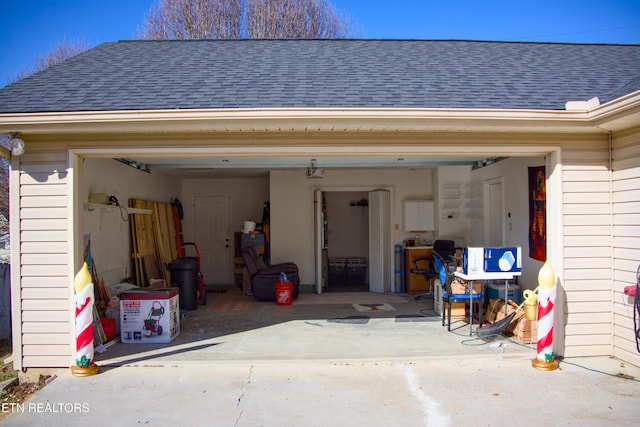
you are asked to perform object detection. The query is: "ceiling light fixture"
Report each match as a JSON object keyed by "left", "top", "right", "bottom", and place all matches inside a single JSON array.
[{"left": 305, "top": 159, "right": 324, "bottom": 179}]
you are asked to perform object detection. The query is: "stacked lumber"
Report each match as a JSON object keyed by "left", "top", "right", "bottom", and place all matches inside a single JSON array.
[
  {"left": 129, "top": 199, "right": 177, "bottom": 286},
  {"left": 85, "top": 251, "right": 112, "bottom": 318},
  {"left": 93, "top": 277, "right": 112, "bottom": 318}
]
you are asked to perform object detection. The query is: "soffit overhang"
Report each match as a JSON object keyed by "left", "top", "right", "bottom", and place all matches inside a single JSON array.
[{"left": 0, "top": 91, "right": 638, "bottom": 139}]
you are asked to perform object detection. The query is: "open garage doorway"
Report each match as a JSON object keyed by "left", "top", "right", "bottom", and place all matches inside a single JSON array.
[{"left": 73, "top": 149, "right": 562, "bottom": 367}]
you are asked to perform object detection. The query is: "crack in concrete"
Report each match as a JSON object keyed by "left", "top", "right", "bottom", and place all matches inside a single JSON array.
[{"left": 234, "top": 364, "right": 254, "bottom": 427}]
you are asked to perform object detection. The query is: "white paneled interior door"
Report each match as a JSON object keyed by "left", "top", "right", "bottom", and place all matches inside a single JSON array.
[
  {"left": 368, "top": 190, "right": 390, "bottom": 293},
  {"left": 314, "top": 189, "right": 325, "bottom": 294},
  {"left": 194, "top": 195, "right": 231, "bottom": 285}
]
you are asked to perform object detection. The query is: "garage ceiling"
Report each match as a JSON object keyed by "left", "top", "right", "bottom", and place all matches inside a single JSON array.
[{"left": 121, "top": 153, "right": 488, "bottom": 178}]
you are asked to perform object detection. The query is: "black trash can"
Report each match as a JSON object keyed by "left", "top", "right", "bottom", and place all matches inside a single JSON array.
[{"left": 168, "top": 258, "right": 198, "bottom": 310}]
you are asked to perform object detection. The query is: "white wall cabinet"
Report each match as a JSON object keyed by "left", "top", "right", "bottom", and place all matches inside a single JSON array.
[{"left": 403, "top": 200, "right": 434, "bottom": 231}]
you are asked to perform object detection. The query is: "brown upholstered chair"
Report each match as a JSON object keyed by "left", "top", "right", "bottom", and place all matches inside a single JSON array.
[{"left": 241, "top": 246, "right": 300, "bottom": 301}]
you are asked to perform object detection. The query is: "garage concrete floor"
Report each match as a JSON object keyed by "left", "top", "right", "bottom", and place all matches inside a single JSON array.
[{"left": 96, "top": 287, "right": 538, "bottom": 366}]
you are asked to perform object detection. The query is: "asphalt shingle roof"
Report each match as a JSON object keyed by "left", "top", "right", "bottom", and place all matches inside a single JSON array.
[{"left": 0, "top": 39, "right": 639, "bottom": 113}]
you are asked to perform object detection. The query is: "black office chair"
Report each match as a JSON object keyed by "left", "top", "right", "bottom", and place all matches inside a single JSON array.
[
  {"left": 433, "top": 239, "right": 456, "bottom": 265},
  {"left": 410, "top": 240, "right": 456, "bottom": 300},
  {"left": 410, "top": 256, "right": 438, "bottom": 300}
]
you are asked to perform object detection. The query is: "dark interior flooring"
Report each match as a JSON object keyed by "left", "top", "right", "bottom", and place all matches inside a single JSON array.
[{"left": 325, "top": 281, "right": 369, "bottom": 293}]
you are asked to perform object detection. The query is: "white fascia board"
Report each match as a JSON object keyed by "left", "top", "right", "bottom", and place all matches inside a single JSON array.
[
  {"left": 587, "top": 91, "right": 640, "bottom": 132},
  {"left": 0, "top": 107, "right": 595, "bottom": 135}
]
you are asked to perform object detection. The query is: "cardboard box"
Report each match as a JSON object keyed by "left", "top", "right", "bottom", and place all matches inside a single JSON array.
[
  {"left": 494, "top": 301, "right": 524, "bottom": 334},
  {"left": 444, "top": 302, "right": 466, "bottom": 320},
  {"left": 241, "top": 232, "right": 265, "bottom": 255},
  {"left": 120, "top": 287, "right": 180, "bottom": 344},
  {"left": 450, "top": 279, "right": 482, "bottom": 294},
  {"left": 484, "top": 298, "right": 503, "bottom": 323},
  {"left": 494, "top": 300, "right": 517, "bottom": 321},
  {"left": 485, "top": 298, "right": 522, "bottom": 326},
  {"left": 515, "top": 318, "right": 538, "bottom": 343},
  {"left": 462, "top": 247, "right": 522, "bottom": 275}
]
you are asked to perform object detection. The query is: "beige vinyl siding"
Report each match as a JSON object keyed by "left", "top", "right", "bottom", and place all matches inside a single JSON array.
[
  {"left": 611, "top": 127, "right": 640, "bottom": 367},
  {"left": 561, "top": 142, "right": 613, "bottom": 357},
  {"left": 18, "top": 149, "right": 73, "bottom": 368}
]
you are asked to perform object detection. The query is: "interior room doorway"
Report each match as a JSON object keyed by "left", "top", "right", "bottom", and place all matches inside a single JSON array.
[
  {"left": 324, "top": 191, "right": 369, "bottom": 292},
  {"left": 314, "top": 189, "right": 391, "bottom": 294}
]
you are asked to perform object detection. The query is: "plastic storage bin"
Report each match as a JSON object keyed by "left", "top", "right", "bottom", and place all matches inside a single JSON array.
[
  {"left": 485, "top": 281, "right": 521, "bottom": 306},
  {"left": 347, "top": 257, "right": 367, "bottom": 285},
  {"left": 328, "top": 258, "right": 348, "bottom": 286}
]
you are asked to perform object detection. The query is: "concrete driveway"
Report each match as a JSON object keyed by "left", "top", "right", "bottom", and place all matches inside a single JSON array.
[{"left": 3, "top": 290, "right": 639, "bottom": 426}]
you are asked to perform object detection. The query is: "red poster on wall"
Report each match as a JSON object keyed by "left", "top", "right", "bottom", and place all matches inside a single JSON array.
[{"left": 529, "top": 166, "right": 546, "bottom": 261}]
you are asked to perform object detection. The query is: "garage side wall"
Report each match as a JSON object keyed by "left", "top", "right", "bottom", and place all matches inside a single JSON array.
[
  {"left": 15, "top": 149, "right": 72, "bottom": 369},
  {"left": 611, "top": 127, "right": 640, "bottom": 367},
  {"left": 561, "top": 140, "right": 613, "bottom": 357}
]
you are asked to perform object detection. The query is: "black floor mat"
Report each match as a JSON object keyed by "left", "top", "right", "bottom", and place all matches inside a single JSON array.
[
  {"left": 325, "top": 282, "right": 369, "bottom": 293},
  {"left": 327, "top": 316, "right": 370, "bottom": 324}
]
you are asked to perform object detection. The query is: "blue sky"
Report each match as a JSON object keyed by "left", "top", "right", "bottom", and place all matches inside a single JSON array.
[{"left": 1, "top": 0, "right": 639, "bottom": 86}]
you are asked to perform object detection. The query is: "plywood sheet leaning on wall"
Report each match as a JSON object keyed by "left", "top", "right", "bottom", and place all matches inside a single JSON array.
[
  {"left": 129, "top": 199, "right": 177, "bottom": 286},
  {"left": 154, "top": 202, "right": 177, "bottom": 273}
]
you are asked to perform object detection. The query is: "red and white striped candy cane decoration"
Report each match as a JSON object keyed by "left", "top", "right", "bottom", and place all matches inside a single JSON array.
[
  {"left": 532, "top": 260, "right": 559, "bottom": 370},
  {"left": 74, "top": 281, "right": 95, "bottom": 368},
  {"left": 71, "top": 262, "right": 99, "bottom": 376},
  {"left": 536, "top": 286, "right": 555, "bottom": 359}
]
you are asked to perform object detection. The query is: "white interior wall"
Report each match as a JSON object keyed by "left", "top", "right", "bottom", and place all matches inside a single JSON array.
[
  {"left": 324, "top": 191, "right": 369, "bottom": 259},
  {"left": 180, "top": 177, "right": 269, "bottom": 242},
  {"left": 435, "top": 165, "right": 472, "bottom": 247},
  {"left": 83, "top": 158, "right": 181, "bottom": 284},
  {"left": 467, "top": 156, "right": 546, "bottom": 290},
  {"left": 270, "top": 168, "right": 434, "bottom": 284},
  {"left": 83, "top": 158, "right": 542, "bottom": 289}
]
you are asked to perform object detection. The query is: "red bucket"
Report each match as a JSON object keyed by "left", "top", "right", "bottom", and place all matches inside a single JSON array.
[{"left": 275, "top": 281, "right": 293, "bottom": 306}]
